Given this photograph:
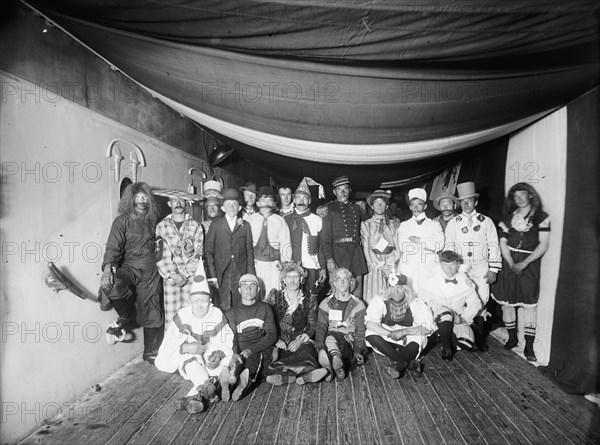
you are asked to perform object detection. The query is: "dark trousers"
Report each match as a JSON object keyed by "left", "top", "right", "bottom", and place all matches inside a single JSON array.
[
  {"left": 366, "top": 335, "right": 419, "bottom": 364},
  {"left": 217, "top": 262, "right": 242, "bottom": 311},
  {"left": 107, "top": 264, "right": 164, "bottom": 329}
]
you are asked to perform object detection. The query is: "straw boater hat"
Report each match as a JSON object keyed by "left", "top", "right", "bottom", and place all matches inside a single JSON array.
[
  {"left": 295, "top": 177, "right": 325, "bottom": 199},
  {"left": 221, "top": 188, "right": 242, "bottom": 204},
  {"left": 433, "top": 191, "right": 459, "bottom": 211},
  {"left": 203, "top": 180, "right": 223, "bottom": 200},
  {"left": 366, "top": 189, "right": 392, "bottom": 207},
  {"left": 456, "top": 182, "right": 479, "bottom": 200},
  {"left": 408, "top": 188, "right": 427, "bottom": 202},
  {"left": 239, "top": 182, "right": 257, "bottom": 195},
  {"left": 332, "top": 176, "right": 350, "bottom": 188},
  {"left": 152, "top": 189, "right": 199, "bottom": 202}
]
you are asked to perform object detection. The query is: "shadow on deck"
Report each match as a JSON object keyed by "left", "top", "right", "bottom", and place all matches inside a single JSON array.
[{"left": 19, "top": 338, "right": 600, "bottom": 445}]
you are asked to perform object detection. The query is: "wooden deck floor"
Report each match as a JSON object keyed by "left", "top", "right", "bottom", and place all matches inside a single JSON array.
[{"left": 19, "top": 338, "right": 600, "bottom": 445}]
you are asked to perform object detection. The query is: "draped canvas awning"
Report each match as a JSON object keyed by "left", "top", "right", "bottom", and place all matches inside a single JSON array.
[{"left": 25, "top": 0, "right": 600, "bottom": 186}]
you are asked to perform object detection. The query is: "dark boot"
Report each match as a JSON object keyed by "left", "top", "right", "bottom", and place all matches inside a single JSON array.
[
  {"left": 473, "top": 316, "right": 489, "bottom": 352},
  {"left": 438, "top": 321, "right": 454, "bottom": 361},
  {"left": 504, "top": 328, "right": 518, "bottom": 350},
  {"left": 524, "top": 335, "right": 537, "bottom": 362},
  {"left": 143, "top": 327, "right": 162, "bottom": 364}
]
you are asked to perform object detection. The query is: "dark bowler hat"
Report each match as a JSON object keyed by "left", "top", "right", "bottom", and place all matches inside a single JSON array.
[{"left": 222, "top": 188, "right": 242, "bottom": 204}]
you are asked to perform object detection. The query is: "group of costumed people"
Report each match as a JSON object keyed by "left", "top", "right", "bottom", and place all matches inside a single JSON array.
[{"left": 99, "top": 174, "right": 549, "bottom": 413}]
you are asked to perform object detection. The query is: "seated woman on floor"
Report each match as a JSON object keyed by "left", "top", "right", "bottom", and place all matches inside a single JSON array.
[
  {"left": 265, "top": 262, "right": 329, "bottom": 385},
  {"left": 316, "top": 268, "right": 367, "bottom": 380},
  {"left": 155, "top": 285, "right": 234, "bottom": 414},
  {"left": 365, "top": 273, "right": 435, "bottom": 378}
]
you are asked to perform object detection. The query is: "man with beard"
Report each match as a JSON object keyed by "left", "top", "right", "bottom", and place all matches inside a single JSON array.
[
  {"left": 284, "top": 177, "right": 327, "bottom": 297},
  {"left": 277, "top": 184, "right": 295, "bottom": 217},
  {"left": 101, "top": 182, "right": 164, "bottom": 364},
  {"left": 154, "top": 190, "right": 205, "bottom": 330},
  {"left": 247, "top": 186, "right": 292, "bottom": 299},
  {"left": 321, "top": 176, "right": 368, "bottom": 300},
  {"left": 433, "top": 191, "right": 459, "bottom": 233}
]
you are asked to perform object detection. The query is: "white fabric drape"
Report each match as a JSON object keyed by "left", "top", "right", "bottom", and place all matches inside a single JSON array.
[
  {"left": 154, "top": 89, "right": 550, "bottom": 165},
  {"left": 504, "top": 107, "right": 567, "bottom": 366}
]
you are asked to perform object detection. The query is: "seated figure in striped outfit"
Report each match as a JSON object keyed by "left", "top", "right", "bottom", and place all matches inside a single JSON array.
[
  {"left": 155, "top": 281, "right": 234, "bottom": 414},
  {"left": 315, "top": 268, "right": 367, "bottom": 380},
  {"left": 418, "top": 250, "right": 482, "bottom": 362}
]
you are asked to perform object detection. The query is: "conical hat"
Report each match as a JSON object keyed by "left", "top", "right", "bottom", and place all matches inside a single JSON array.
[
  {"left": 295, "top": 177, "right": 325, "bottom": 199},
  {"left": 189, "top": 257, "right": 211, "bottom": 300}
]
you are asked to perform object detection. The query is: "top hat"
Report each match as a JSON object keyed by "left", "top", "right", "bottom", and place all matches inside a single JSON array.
[
  {"left": 239, "top": 182, "right": 258, "bottom": 195},
  {"left": 456, "top": 182, "right": 479, "bottom": 200},
  {"left": 433, "top": 191, "right": 459, "bottom": 211},
  {"left": 332, "top": 176, "right": 350, "bottom": 188},
  {"left": 408, "top": 188, "right": 427, "bottom": 203},
  {"left": 366, "top": 189, "right": 392, "bottom": 207}
]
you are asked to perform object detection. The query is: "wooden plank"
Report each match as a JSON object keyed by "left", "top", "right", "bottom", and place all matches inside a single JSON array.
[
  {"left": 274, "top": 382, "right": 304, "bottom": 445},
  {"left": 451, "top": 351, "right": 540, "bottom": 445},
  {"left": 407, "top": 350, "right": 466, "bottom": 445},
  {"left": 468, "top": 350, "right": 575, "bottom": 445},
  {"left": 105, "top": 374, "right": 182, "bottom": 445},
  {"left": 372, "top": 352, "right": 443, "bottom": 445},
  {"left": 127, "top": 381, "right": 190, "bottom": 445},
  {"left": 361, "top": 353, "right": 403, "bottom": 445},
  {"left": 482, "top": 340, "right": 600, "bottom": 442},
  {"left": 335, "top": 371, "right": 360, "bottom": 445},
  {"left": 350, "top": 363, "right": 382, "bottom": 445},
  {"left": 316, "top": 374, "right": 337, "bottom": 445},
  {"left": 427, "top": 353, "right": 510, "bottom": 445},
  {"left": 177, "top": 395, "right": 235, "bottom": 445},
  {"left": 209, "top": 388, "right": 256, "bottom": 445},
  {"left": 295, "top": 381, "right": 321, "bottom": 445},
  {"left": 19, "top": 361, "right": 172, "bottom": 445},
  {"left": 254, "top": 382, "right": 285, "bottom": 445},
  {"left": 232, "top": 382, "right": 274, "bottom": 445}
]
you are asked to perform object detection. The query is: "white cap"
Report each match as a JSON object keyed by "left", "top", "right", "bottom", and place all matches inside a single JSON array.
[{"left": 408, "top": 188, "right": 427, "bottom": 202}]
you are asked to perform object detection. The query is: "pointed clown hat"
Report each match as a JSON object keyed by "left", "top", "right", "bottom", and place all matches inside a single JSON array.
[
  {"left": 189, "top": 256, "right": 211, "bottom": 300},
  {"left": 295, "top": 177, "right": 325, "bottom": 199}
]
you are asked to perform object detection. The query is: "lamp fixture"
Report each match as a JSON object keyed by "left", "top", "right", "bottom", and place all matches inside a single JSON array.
[{"left": 208, "top": 144, "right": 235, "bottom": 167}]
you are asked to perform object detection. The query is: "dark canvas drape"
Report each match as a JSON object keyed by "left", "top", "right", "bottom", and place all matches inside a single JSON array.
[
  {"left": 27, "top": 0, "right": 599, "bottom": 169},
  {"left": 545, "top": 88, "right": 599, "bottom": 395}
]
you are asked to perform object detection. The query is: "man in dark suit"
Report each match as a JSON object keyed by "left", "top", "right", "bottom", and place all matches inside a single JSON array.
[{"left": 205, "top": 188, "right": 256, "bottom": 311}]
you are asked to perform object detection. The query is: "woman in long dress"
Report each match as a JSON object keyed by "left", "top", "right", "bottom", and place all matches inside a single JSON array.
[
  {"left": 493, "top": 183, "right": 550, "bottom": 362},
  {"left": 360, "top": 189, "right": 401, "bottom": 304}
]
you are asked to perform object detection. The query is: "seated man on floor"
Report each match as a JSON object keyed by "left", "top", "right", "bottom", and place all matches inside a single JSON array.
[
  {"left": 418, "top": 250, "right": 482, "bottom": 361},
  {"left": 221, "top": 274, "right": 277, "bottom": 401},
  {"left": 365, "top": 273, "right": 435, "bottom": 378},
  {"left": 316, "top": 268, "right": 367, "bottom": 380},
  {"left": 154, "top": 275, "right": 234, "bottom": 414}
]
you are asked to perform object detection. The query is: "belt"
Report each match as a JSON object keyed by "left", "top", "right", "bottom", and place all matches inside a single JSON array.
[
  {"left": 508, "top": 246, "right": 533, "bottom": 254},
  {"left": 334, "top": 237, "right": 355, "bottom": 243}
]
